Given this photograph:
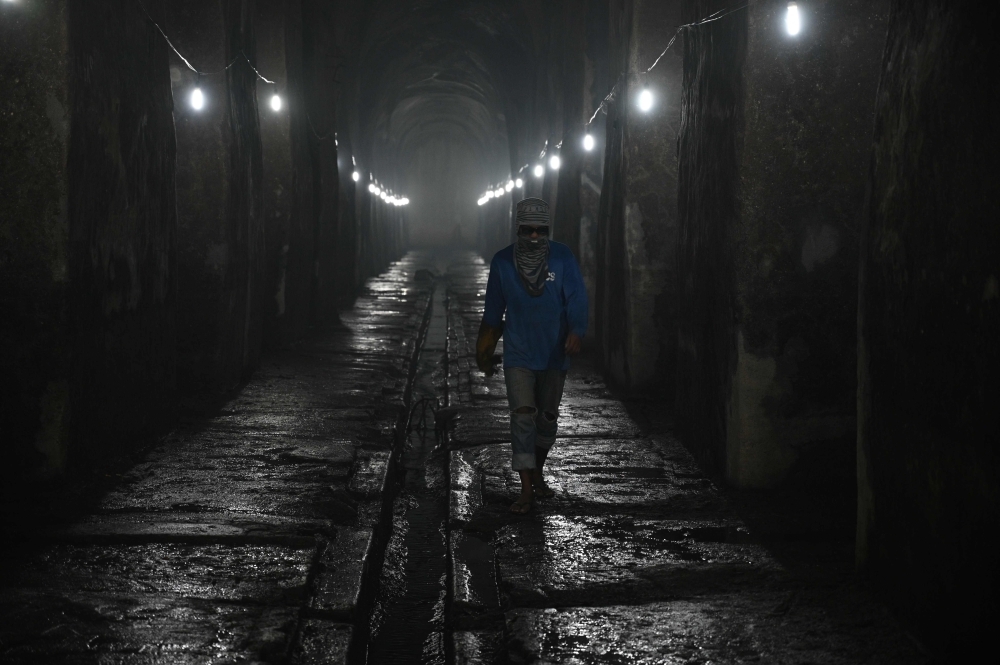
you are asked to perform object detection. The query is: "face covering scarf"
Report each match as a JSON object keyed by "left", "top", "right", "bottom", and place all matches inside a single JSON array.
[{"left": 514, "top": 233, "right": 550, "bottom": 297}]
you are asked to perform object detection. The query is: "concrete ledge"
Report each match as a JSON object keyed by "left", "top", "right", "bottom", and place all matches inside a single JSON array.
[
  {"left": 450, "top": 449, "right": 483, "bottom": 526},
  {"left": 295, "top": 619, "right": 352, "bottom": 665},
  {"left": 309, "top": 527, "right": 375, "bottom": 620}
]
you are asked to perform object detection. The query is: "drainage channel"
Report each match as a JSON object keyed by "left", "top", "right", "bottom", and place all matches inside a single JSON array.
[{"left": 366, "top": 274, "right": 452, "bottom": 665}]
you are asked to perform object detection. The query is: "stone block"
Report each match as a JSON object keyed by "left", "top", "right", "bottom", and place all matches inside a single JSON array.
[{"left": 310, "top": 527, "right": 374, "bottom": 620}]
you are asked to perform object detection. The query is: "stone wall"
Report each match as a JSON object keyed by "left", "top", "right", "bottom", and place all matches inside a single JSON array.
[
  {"left": 257, "top": 0, "right": 314, "bottom": 348},
  {"left": 0, "top": 0, "right": 70, "bottom": 474},
  {"left": 595, "top": 0, "right": 683, "bottom": 391},
  {"left": 677, "top": 0, "right": 887, "bottom": 487},
  {"left": 169, "top": 0, "right": 264, "bottom": 393},
  {"left": 857, "top": 0, "right": 1000, "bottom": 652},
  {"left": 67, "top": 0, "right": 178, "bottom": 460},
  {"left": 577, "top": 0, "right": 610, "bottom": 338}
]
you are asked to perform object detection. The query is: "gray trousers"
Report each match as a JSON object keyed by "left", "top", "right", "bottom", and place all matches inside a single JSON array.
[{"left": 504, "top": 367, "right": 567, "bottom": 471}]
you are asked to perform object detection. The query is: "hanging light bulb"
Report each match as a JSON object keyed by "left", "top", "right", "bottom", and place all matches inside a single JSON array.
[
  {"left": 486, "top": 190, "right": 495, "bottom": 199},
  {"left": 533, "top": 164, "right": 544, "bottom": 178},
  {"left": 270, "top": 92, "right": 282, "bottom": 112},
  {"left": 638, "top": 88, "right": 653, "bottom": 112},
  {"left": 190, "top": 87, "right": 205, "bottom": 111},
  {"left": 352, "top": 171, "right": 360, "bottom": 182},
  {"left": 549, "top": 155, "right": 561, "bottom": 170},
  {"left": 374, "top": 187, "right": 381, "bottom": 196},
  {"left": 786, "top": 2, "right": 801, "bottom": 35},
  {"left": 515, "top": 178, "right": 523, "bottom": 188},
  {"left": 478, "top": 197, "right": 487, "bottom": 206},
  {"left": 495, "top": 188, "right": 504, "bottom": 197},
  {"left": 380, "top": 191, "right": 387, "bottom": 200},
  {"left": 506, "top": 180, "right": 514, "bottom": 192},
  {"left": 583, "top": 134, "right": 595, "bottom": 151},
  {"left": 401, "top": 198, "right": 409, "bottom": 206},
  {"left": 368, "top": 183, "right": 376, "bottom": 193}
]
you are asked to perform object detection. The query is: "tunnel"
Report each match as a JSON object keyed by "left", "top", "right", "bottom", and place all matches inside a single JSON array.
[{"left": 0, "top": 0, "right": 997, "bottom": 662}]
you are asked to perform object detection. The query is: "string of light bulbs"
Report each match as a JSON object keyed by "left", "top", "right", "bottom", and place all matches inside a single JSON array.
[
  {"left": 366, "top": 176, "right": 410, "bottom": 207},
  {"left": 476, "top": 0, "right": 786, "bottom": 206},
  {"left": 135, "top": 0, "right": 406, "bottom": 205},
  {"left": 136, "top": 0, "right": 284, "bottom": 114}
]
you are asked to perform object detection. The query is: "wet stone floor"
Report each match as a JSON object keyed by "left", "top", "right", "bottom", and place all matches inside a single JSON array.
[{"left": 0, "top": 250, "right": 931, "bottom": 664}]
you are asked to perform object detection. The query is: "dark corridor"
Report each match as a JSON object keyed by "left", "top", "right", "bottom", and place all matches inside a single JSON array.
[{"left": 1, "top": 1, "right": 997, "bottom": 663}]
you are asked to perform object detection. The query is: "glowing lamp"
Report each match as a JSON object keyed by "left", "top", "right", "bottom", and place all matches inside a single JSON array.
[
  {"left": 270, "top": 94, "right": 282, "bottom": 111},
  {"left": 380, "top": 191, "right": 387, "bottom": 200},
  {"left": 533, "top": 164, "right": 544, "bottom": 178},
  {"left": 515, "top": 178, "right": 523, "bottom": 188},
  {"left": 506, "top": 180, "right": 514, "bottom": 192},
  {"left": 495, "top": 188, "right": 504, "bottom": 197},
  {"left": 786, "top": 2, "right": 801, "bottom": 35},
  {"left": 368, "top": 183, "right": 376, "bottom": 193},
  {"left": 549, "top": 155, "right": 561, "bottom": 170},
  {"left": 583, "top": 134, "right": 595, "bottom": 151},
  {"left": 190, "top": 87, "right": 204, "bottom": 111},
  {"left": 352, "top": 171, "right": 360, "bottom": 182},
  {"left": 486, "top": 190, "right": 495, "bottom": 199},
  {"left": 638, "top": 88, "right": 653, "bottom": 112}
]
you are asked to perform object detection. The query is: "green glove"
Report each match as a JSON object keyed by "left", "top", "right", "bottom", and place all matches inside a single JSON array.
[{"left": 476, "top": 321, "right": 503, "bottom": 376}]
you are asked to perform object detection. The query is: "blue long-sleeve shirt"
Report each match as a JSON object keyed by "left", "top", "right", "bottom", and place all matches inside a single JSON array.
[{"left": 482, "top": 241, "right": 589, "bottom": 370}]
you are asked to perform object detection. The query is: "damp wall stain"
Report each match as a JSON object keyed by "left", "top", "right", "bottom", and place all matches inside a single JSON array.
[{"left": 677, "top": 0, "right": 887, "bottom": 488}]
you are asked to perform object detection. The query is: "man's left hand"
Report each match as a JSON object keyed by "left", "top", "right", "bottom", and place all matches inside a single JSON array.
[{"left": 565, "top": 332, "right": 583, "bottom": 355}]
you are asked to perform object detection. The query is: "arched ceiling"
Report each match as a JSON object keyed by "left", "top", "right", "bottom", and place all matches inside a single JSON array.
[{"left": 349, "top": 0, "right": 542, "bottom": 180}]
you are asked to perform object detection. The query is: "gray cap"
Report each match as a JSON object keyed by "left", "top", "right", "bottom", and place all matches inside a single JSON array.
[{"left": 515, "top": 198, "right": 550, "bottom": 227}]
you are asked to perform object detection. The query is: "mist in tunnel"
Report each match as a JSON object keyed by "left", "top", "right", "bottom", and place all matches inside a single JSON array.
[{"left": 403, "top": 137, "right": 487, "bottom": 247}]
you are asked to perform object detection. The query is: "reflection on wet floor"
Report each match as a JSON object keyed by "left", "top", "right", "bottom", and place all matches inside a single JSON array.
[
  {"left": 0, "top": 250, "right": 931, "bottom": 663},
  {"left": 368, "top": 269, "right": 450, "bottom": 665},
  {"left": 440, "top": 250, "right": 930, "bottom": 665}
]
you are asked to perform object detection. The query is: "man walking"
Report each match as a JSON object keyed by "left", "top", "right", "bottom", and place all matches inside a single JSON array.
[{"left": 476, "top": 198, "right": 589, "bottom": 514}]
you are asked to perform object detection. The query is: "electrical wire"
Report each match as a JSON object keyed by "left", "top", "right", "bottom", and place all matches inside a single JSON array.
[
  {"left": 481, "top": 1, "right": 748, "bottom": 201},
  {"left": 136, "top": 0, "right": 275, "bottom": 83}
]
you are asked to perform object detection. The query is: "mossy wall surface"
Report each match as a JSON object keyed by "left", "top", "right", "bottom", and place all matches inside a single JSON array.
[
  {"left": 0, "top": 0, "right": 70, "bottom": 475},
  {"left": 67, "top": 0, "right": 178, "bottom": 459},
  {"left": 594, "top": 0, "right": 632, "bottom": 391},
  {"left": 677, "top": 0, "right": 886, "bottom": 488},
  {"left": 594, "top": 0, "right": 683, "bottom": 393},
  {"left": 857, "top": 0, "right": 1000, "bottom": 652},
  {"left": 676, "top": 0, "right": 745, "bottom": 474},
  {"left": 257, "top": 0, "right": 316, "bottom": 349},
  {"left": 169, "top": 0, "right": 264, "bottom": 393}
]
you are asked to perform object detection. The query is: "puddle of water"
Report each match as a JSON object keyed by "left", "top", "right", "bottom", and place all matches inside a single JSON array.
[{"left": 367, "top": 281, "right": 451, "bottom": 665}]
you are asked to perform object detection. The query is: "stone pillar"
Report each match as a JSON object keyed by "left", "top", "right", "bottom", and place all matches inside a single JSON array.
[
  {"left": 170, "top": 0, "right": 264, "bottom": 392},
  {"left": 67, "top": 0, "right": 178, "bottom": 459},
  {"left": 596, "top": 0, "right": 683, "bottom": 390},
  {"left": 553, "top": 0, "right": 587, "bottom": 258},
  {"left": 677, "top": 0, "right": 887, "bottom": 487},
  {"left": 336, "top": 137, "right": 360, "bottom": 308},
  {"left": 577, "top": 0, "right": 611, "bottom": 339},
  {"left": 257, "top": 0, "right": 313, "bottom": 348},
  {"left": 302, "top": 0, "right": 341, "bottom": 317},
  {"left": 0, "top": 0, "right": 70, "bottom": 472},
  {"left": 857, "top": 0, "right": 1000, "bottom": 652}
]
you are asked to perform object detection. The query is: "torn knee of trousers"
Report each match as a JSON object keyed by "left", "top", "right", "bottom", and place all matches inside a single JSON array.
[{"left": 542, "top": 411, "right": 557, "bottom": 422}]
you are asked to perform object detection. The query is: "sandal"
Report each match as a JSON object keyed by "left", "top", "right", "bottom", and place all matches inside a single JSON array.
[
  {"left": 534, "top": 483, "right": 555, "bottom": 499},
  {"left": 509, "top": 498, "right": 533, "bottom": 514}
]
